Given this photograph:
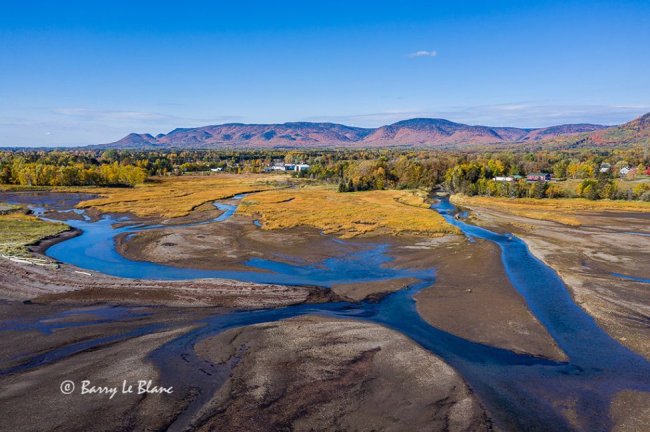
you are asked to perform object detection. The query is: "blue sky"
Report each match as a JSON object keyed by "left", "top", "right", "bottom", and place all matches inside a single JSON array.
[{"left": 1, "top": 0, "right": 649, "bottom": 146}]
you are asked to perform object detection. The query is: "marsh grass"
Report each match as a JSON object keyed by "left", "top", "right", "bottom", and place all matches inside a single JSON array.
[
  {"left": 75, "top": 174, "right": 290, "bottom": 218},
  {"left": 238, "top": 186, "right": 458, "bottom": 238},
  {"left": 0, "top": 211, "right": 68, "bottom": 256},
  {"left": 0, "top": 203, "right": 20, "bottom": 215},
  {"left": 451, "top": 194, "right": 650, "bottom": 226}
]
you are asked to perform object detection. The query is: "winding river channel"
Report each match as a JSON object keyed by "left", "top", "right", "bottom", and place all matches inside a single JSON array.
[{"left": 2, "top": 192, "right": 650, "bottom": 431}]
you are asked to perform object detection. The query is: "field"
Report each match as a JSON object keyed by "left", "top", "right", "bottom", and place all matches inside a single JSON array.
[
  {"left": 451, "top": 194, "right": 650, "bottom": 226},
  {"left": 238, "top": 186, "right": 458, "bottom": 238},
  {"left": 75, "top": 174, "right": 290, "bottom": 218},
  {"left": 0, "top": 209, "right": 68, "bottom": 256}
]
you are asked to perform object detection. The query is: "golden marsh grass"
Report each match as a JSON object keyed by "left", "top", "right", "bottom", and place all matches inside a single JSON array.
[
  {"left": 238, "top": 186, "right": 458, "bottom": 238},
  {"left": 75, "top": 174, "right": 289, "bottom": 218},
  {"left": 451, "top": 194, "right": 650, "bottom": 226},
  {"left": 0, "top": 211, "right": 68, "bottom": 256}
]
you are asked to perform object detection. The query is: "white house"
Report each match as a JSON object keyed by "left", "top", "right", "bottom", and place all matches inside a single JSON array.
[{"left": 266, "top": 163, "right": 310, "bottom": 172}]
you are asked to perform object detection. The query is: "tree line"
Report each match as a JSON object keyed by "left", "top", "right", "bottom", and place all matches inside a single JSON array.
[
  {"left": 0, "top": 156, "right": 147, "bottom": 187},
  {"left": 1, "top": 147, "right": 648, "bottom": 199}
]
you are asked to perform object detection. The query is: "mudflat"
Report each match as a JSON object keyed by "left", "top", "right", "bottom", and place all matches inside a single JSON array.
[
  {"left": 331, "top": 277, "right": 420, "bottom": 301},
  {"left": 389, "top": 235, "right": 567, "bottom": 360},
  {"left": 454, "top": 200, "right": 650, "bottom": 360},
  {"left": 0, "top": 258, "right": 335, "bottom": 308},
  {"left": 610, "top": 390, "right": 650, "bottom": 432},
  {"left": 118, "top": 213, "right": 368, "bottom": 272},
  {"left": 116, "top": 207, "right": 565, "bottom": 359},
  {"left": 194, "top": 315, "right": 491, "bottom": 432},
  {"left": 0, "top": 303, "right": 202, "bottom": 432},
  {"left": 0, "top": 303, "right": 490, "bottom": 432}
]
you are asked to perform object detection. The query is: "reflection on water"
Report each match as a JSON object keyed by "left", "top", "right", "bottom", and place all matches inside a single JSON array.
[{"left": 0, "top": 191, "right": 98, "bottom": 209}]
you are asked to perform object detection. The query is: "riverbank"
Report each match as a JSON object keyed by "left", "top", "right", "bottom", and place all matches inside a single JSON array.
[
  {"left": 116, "top": 205, "right": 565, "bottom": 360},
  {"left": 0, "top": 257, "right": 336, "bottom": 308},
  {"left": 389, "top": 235, "right": 567, "bottom": 361},
  {"left": 451, "top": 195, "right": 650, "bottom": 360},
  {"left": 0, "top": 209, "right": 69, "bottom": 256}
]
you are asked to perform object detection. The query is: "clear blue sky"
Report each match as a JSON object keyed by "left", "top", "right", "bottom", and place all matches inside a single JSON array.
[{"left": 1, "top": 0, "right": 649, "bottom": 146}]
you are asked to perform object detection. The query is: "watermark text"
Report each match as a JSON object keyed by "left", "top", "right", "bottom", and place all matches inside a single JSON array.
[{"left": 60, "top": 380, "right": 173, "bottom": 399}]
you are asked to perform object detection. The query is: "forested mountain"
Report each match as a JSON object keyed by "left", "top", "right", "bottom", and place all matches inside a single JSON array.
[{"left": 91, "top": 114, "right": 650, "bottom": 149}]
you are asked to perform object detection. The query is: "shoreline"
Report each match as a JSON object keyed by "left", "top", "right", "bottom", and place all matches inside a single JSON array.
[
  {"left": 21, "top": 200, "right": 568, "bottom": 360},
  {"left": 453, "top": 201, "right": 650, "bottom": 360},
  {"left": 387, "top": 235, "right": 567, "bottom": 361},
  {"left": 0, "top": 253, "right": 339, "bottom": 308},
  {"left": 28, "top": 226, "right": 82, "bottom": 255}
]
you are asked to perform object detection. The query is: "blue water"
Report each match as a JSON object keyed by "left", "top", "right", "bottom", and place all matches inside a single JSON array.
[
  {"left": 434, "top": 199, "right": 649, "bottom": 370},
  {"left": 2, "top": 191, "right": 650, "bottom": 431},
  {"left": 36, "top": 194, "right": 434, "bottom": 287},
  {"left": 612, "top": 272, "right": 650, "bottom": 284}
]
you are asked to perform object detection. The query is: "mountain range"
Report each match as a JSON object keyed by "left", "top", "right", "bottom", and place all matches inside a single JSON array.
[{"left": 95, "top": 113, "right": 650, "bottom": 149}]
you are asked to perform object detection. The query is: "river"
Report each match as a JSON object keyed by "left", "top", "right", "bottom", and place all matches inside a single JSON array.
[{"left": 1, "top": 191, "right": 649, "bottom": 431}]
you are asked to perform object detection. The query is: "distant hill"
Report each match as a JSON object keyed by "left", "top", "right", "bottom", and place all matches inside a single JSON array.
[
  {"left": 534, "top": 112, "right": 650, "bottom": 149},
  {"left": 587, "top": 112, "right": 650, "bottom": 146},
  {"left": 91, "top": 116, "right": 645, "bottom": 149},
  {"left": 519, "top": 124, "right": 606, "bottom": 141}
]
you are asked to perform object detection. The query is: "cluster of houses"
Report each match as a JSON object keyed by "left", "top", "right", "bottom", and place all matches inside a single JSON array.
[
  {"left": 494, "top": 173, "right": 551, "bottom": 183},
  {"left": 525, "top": 173, "right": 552, "bottom": 182},
  {"left": 618, "top": 166, "right": 640, "bottom": 178},
  {"left": 264, "top": 163, "right": 310, "bottom": 173},
  {"left": 493, "top": 163, "right": 648, "bottom": 183},
  {"left": 601, "top": 163, "right": 649, "bottom": 178},
  {"left": 207, "top": 163, "right": 311, "bottom": 174}
]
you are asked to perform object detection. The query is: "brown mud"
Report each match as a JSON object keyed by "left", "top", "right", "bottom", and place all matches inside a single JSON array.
[
  {"left": 454, "top": 202, "right": 650, "bottom": 360},
  {"left": 116, "top": 210, "right": 566, "bottom": 360},
  {"left": 194, "top": 315, "right": 492, "bottom": 431}
]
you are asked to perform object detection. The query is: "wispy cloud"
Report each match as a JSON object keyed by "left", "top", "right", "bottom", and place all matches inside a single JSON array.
[
  {"left": 51, "top": 107, "right": 243, "bottom": 130},
  {"left": 304, "top": 104, "right": 650, "bottom": 128},
  {"left": 0, "top": 108, "right": 245, "bottom": 147},
  {"left": 408, "top": 50, "right": 437, "bottom": 58},
  {"left": 52, "top": 108, "right": 183, "bottom": 123}
]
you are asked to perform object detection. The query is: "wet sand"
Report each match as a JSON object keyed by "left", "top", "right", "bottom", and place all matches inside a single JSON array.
[
  {"left": 0, "top": 304, "right": 199, "bottom": 431},
  {"left": 115, "top": 211, "right": 566, "bottom": 359},
  {"left": 388, "top": 235, "right": 567, "bottom": 360},
  {"left": 0, "top": 257, "right": 336, "bottom": 309},
  {"left": 194, "top": 315, "right": 491, "bottom": 431},
  {"left": 331, "top": 277, "right": 420, "bottom": 301},
  {"left": 610, "top": 390, "right": 650, "bottom": 432},
  {"left": 118, "top": 213, "right": 368, "bottom": 271},
  {"left": 0, "top": 304, "right": 492, "bottom": 432},
  {"left": 453, "top": 202, "right": 650, "bottom": 360}
]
